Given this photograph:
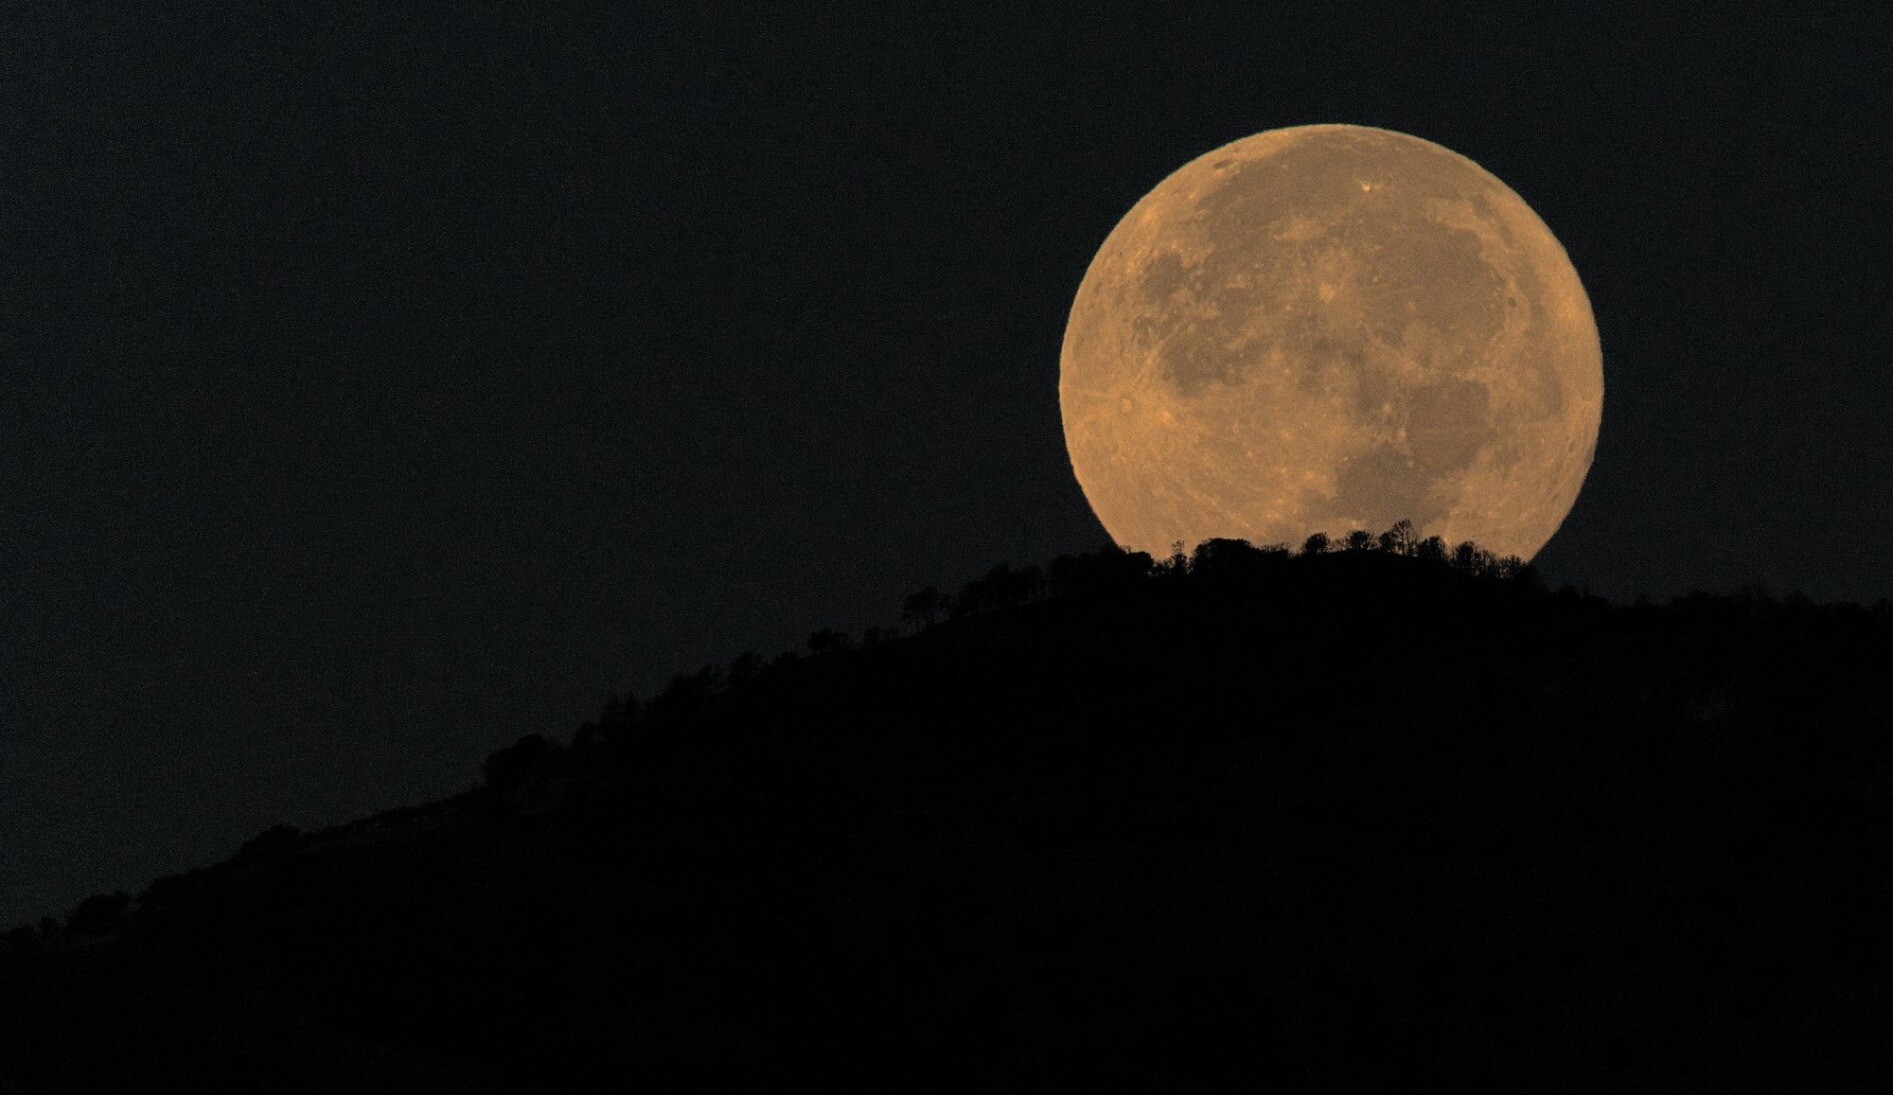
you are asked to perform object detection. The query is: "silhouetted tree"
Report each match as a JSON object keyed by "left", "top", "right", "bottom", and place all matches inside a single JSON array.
[
  {"left": 1378, "top": 519, "right": 1416, "bottom": 556},
  {"left": 1048, "top": 547, "right": 1154, "bottom": 596},
  {"left": 139, "top": 874, "right": 187, "bottom": 911},
  {"left": 808, "top": 629, "right": 850, "bottom": 655},
  {"left": 1301, "top": 532, "right": 1332, "bottom": 556},
  {"left": 1415, "top": 535, "right": 1449, "bottom": 564},
  {"left": 956, "top": 564, "right": 1045, "bottom": 615},
  {"left": 1047, "top": 552, "right": 1083, "bottom": 596},
  {"left": 1158, "top": 541, "right": 1190, "bottom": 579},
  {"left": 588, "top": 693, "right": 640, "bottom": 745},
  {"left": 235, "top": 824, "right": 305, "bottom": 865},
  {"left": 482, "top": 734, "right": 550, "bottom": 792},
  {"left": 1492, "top": 555, "right": 1543, "bottom": 591},
  {"left": 1191, "top": 536, "right": 1248, "bottom": 571},
  {"left": 650, "top": 665, "right": 722, "bottom": 719},
  {"left": 726, "top": 652, "right": 764, "bottom": 692},
  {"left": 65, "top": 892, "right": 131, "bottom": 936},
  {"left": 902, "top": 586, "right": 947, "bottom": 631},
  {"left": 1018, "top": 563, "right": 1046, "bottom": 602},
  {"left": 952, "top": 574, "right": 988, "bottom": 616},
  {"left": 1452, "top": 541, "right": 1496, "bottom": 576},
  {"left": 1190, "top": 538, "right": 1286, "bottom": 583},
  {"left": 1344, "top": 529, "right": 1377, "bottom": 552}
]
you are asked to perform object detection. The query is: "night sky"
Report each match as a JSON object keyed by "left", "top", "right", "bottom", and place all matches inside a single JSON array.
[{"left": 4, "top": 4, "right": 1889, "bottom": 924}]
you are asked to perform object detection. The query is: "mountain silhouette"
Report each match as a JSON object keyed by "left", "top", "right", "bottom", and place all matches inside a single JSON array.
[{"left": 5, "top": 541, "right": 1893, "bottom": 1089}]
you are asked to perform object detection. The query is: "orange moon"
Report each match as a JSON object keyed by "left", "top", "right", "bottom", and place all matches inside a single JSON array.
[{"left": 1059, "top": 124, "right": 1602, "bottom": 560}]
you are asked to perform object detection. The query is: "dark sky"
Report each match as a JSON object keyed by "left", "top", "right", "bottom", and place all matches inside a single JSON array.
[{"left": 3, "top": 3, "right": 1889, "bottom": 923}]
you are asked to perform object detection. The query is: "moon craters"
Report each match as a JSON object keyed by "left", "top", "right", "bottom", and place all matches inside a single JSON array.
[{"left": 1060, "top": 125, "right": 1603, "bottom": 560}]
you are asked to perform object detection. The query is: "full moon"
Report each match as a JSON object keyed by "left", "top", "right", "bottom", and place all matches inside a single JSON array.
[{"left": 1059, "top": 124, "right": 1602, "bottom": 561}]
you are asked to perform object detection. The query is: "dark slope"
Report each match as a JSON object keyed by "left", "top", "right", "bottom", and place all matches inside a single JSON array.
[{"left": 6, "top": 554, "right": 1893, "bottom": 1090}]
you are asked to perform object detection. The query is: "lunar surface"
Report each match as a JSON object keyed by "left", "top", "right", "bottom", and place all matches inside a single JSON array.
[{"left": 1059, "top": 124, "right": 1602, "bottom": 561}]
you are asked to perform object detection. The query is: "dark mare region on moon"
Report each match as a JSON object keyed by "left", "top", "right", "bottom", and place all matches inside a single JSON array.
[{"left": 1061, "top": 125, "right": 1602, "bottom": 560}]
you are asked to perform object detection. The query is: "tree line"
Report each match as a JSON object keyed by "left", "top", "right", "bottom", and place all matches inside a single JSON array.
[
  {"left": 899, "top": 518, "right": 1537, "bottom": 630},
  {"left": 0, "top": 519, "right": 1534, "bottom": 949},
  {"left": 555, "top": 521, "right": 1540, "bottom": 768},
  {"left": 12, "top": 513, "right": 1891, "bottom": 960}
]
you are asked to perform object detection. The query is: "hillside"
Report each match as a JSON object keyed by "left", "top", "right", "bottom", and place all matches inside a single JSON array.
[{"left": 5, "top": 548, "right": 1893, "bottom": 1090}]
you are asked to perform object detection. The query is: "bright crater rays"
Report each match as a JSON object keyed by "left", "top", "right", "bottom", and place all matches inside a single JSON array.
[{"left": 1059, "top": 124, "right": 1603, "bottom": 561}]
